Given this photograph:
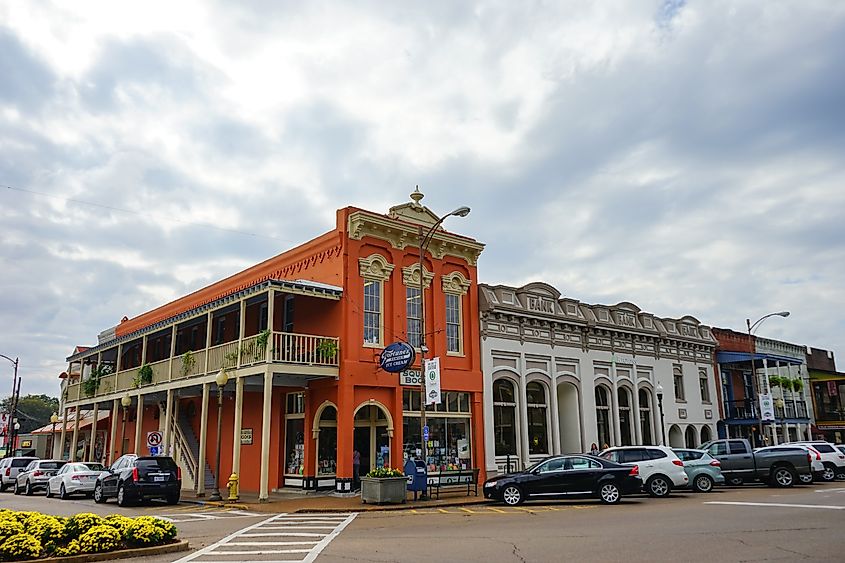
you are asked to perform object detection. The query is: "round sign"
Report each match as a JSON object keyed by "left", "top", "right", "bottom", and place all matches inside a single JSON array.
[
  {"left": 146, "top": 431, "right": 163, "bottom": 448},
  {"left": 379, "top": 342, "right": 416, "bottom": 373}
]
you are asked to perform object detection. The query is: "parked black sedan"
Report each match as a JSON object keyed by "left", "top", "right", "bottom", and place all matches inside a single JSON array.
[
  {"left": 483, "top": 454, "right": 642, "bottom": 505},
  {"left": 93, "top": 454, "right": 181, "bottom": 506}
]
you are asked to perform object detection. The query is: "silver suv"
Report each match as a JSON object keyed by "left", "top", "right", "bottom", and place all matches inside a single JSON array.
[
  {"left": 15, "top": 459, "right": 67, "bottom": 495},
  {"left": 0, "top": 457, "right": 38, "bottom": 492}
]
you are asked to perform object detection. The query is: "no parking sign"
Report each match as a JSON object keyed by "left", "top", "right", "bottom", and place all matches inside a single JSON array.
[{"left": 147, "top": 431, "right": 163, "bottom": 448}]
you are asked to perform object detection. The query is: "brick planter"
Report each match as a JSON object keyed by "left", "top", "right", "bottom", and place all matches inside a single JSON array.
[{"left": 360, "top": 477, "right": 407, "bottom": 504}]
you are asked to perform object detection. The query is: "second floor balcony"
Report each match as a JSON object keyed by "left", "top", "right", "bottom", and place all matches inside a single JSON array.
[{"left": 724, "top": 399, "right": 809, "bottom": 421}]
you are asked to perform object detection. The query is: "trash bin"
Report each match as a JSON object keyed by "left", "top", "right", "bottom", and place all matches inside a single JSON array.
[{"left": 404, "top": 458, "right": 427, "bottom": 500}]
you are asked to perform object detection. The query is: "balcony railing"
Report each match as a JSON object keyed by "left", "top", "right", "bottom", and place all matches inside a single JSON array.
[
  {"left": 65, "top": 331, "right": 339, "bottom": 403},
  {"left": 725, "top": 399, "right": 809, "bottom": 420}
]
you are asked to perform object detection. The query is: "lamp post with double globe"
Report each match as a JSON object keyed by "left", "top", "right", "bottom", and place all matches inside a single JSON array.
[
  {"left": 209, "top": 369, "right": 230, "bottom": 501},
  {"left": 656, "top": 383, "right": 667, "bottom": 445},
  {"left": 120, "top": 394, "right": 132, "bottom": 456},
  {"left": 50, "top": 413, "right": 59, "bottom": 458}
]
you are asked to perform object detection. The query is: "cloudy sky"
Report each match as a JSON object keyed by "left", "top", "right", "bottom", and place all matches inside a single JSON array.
[{"left": 2, "top": 0, "right": 844, "bottom": 397}]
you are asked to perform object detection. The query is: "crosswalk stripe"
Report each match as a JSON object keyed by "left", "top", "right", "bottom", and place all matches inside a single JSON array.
[{"left": 203, "top": 550, "right": 313, "bottom": 555}]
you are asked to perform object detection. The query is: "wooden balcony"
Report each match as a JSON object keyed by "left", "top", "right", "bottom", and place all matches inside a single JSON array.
[{"left": 65, "top": 331, "right": 339, "bottom": 405}]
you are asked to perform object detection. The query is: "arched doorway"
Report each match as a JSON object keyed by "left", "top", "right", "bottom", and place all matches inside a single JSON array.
[
  {"left": 353, "top": 404, "right": 391, "bottom": 475},
  {"left": 685, "top": 425, "right": 697, "bottom": 448},
  {"left": 316, "top": 404, "right": 337, "bottom": 478},
  {"left": 700, "top": 425, "right": 712, "bottom": 444},
  {"left": 595, "top": 385, "right": 612, "bottom": 448},
  {"left": 638, "top": 389, "right": 653, "bottom": 445},
  {"left": 668, "top": 424, "right": 684, "bottom": 448},
  {"left": 526, "top": 381, "right": 549, "bottom": 455},
  {"left": 493, "top": 379, "right": 519, "bottom": 463},
  {"left": 557, "top": 381, "right": 581, "bottom": 453},
  {"left": 618, "top": 387, "right": 633, "bottom": 446}
]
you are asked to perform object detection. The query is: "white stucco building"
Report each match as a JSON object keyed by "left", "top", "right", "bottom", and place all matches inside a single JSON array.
[{"left": 480, "top": 282, "right": 718, "bottom": 474}]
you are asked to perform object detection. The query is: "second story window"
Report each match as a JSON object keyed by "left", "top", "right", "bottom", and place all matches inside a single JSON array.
[
  {"left": 674, "top": 365, "right": 685, "bottom": 402},
  {"left": 699, "top": 369, "right": 711, "bottom": 403},
  {"left": 406, "top": 287, "right": 422, "bottom": 348},
  {"left": 363, "top": 280, "right": 382, "bottom": 346},
  {"left": 445, "top": 293, "right": 462, "bottom": 353}
]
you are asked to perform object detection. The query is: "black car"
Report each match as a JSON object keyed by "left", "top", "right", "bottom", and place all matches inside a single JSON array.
[
  {"left": 483, "top": 454, "right": 642, "bottom": 505},
  {"left": 93, "top": 454, "right": 181, "bottom": 506}
]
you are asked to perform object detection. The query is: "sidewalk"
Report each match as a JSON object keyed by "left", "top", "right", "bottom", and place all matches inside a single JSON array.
[{"left": 180, "top": 489, "right": 491, "bottom": 513}]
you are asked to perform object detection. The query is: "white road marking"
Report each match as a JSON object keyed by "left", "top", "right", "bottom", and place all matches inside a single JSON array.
[
  {"left": 171, "top": 512, "right": 356, "bottom": 563},
  {"left": 161, "top": 509, "right": 267, "bottom": 523},
  {"left": 705, "top": 501, "right": 845, "bottom": 510},
  {"left": 815, "top": 487, "right": 845, "bottom": 493}
]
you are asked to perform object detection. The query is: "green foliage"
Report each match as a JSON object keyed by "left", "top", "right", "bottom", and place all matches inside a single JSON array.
[
  {"left": 64, "top": 512, "right": 104, "bottom": 539},
  {"left": 102, "top": 514, "right": 135, "bottom": 536},
  {"left": 365, "top": 467, "right": 404, "bottom": 478},
  {"left": 181, "top": 351, "right": 197, "bottom": 377},
  {"left": 53, "top": 539, "right": 81, "bottom": 558},
  {"left": 768, "top": 375, "right": 784, "bottom": 389},
  {"left": 134, "top": 364, "right": 154, "bottom": 388},
  {"left": 317, "top": 338, "right": 338, "bottom": 360},
  {"left": 0, "top": 395, "right": 60, "bottom": 434},
  {"left": 0, "top": 534, "right": 41, "bottom": 561},
  {"left": 125, "top": 517, "right": 175, "bottom": 547},
  {"left": 78, "top": 525, "right": 121, "bottom": 553}
]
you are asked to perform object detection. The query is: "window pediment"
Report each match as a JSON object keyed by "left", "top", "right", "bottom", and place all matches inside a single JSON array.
[
  {"left": 359, "top": 254, "right": 394, "bottom": 281},
  {"left": 441, "top": 271, "right": 471, "bottom": 295},
  {"left": 402, "top": 263, "right": 434, "bottom": 288}
]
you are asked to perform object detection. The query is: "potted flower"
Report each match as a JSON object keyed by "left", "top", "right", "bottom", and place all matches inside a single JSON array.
[{"left": 360, "top": 467, "right": 407, "bottom": 504}]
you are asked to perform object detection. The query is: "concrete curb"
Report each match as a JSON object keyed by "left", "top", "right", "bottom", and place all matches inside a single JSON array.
[
  {"left": 294, "top": 498, "right": 493, "bottom": 513},
  {"left": 180, "top": 498, "right": 249, "bottom": 510},
  {"left": 26, "top": 540, "right": 190, "bottom": 563}
]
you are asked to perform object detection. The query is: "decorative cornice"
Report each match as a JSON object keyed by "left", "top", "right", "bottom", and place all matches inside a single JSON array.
[
  {"left": 347, "top": 210, "right": 484, "bottom": 266},
  {"left": 442, "top": 271, "right": 471, "bottom": 296},
  {"left": 358, "top": 253, "right": 395, "bottom": 281},
  {"left": 402, "top": 264, "right": 434, "bottom": 288}
]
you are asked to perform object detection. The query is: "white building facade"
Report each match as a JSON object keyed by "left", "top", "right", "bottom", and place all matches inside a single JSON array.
[{"left": 480, "top": 282, "right": 718, "bottom": 474}]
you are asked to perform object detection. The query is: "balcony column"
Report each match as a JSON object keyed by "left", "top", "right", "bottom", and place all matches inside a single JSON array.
[
  {"left": 610, "top": 371, "right": 621, "bottom": 447},
  {"left": 116, "top": 344, "right": 123, "bottom": 373},
  {"left": 259, "top": 367, "right": 273, "bottom": 502},
  {"left": 163, "top": 388, "right": 174, "bottom": 457},
  {"left": 232, "top": 375, "right": 244, "bottom": 477},
  {"left": 108, "top": 399, "right": 119, "bottom": 465},
  {"left": 141, "top": 335, "right": 148, "bottom": 368},
  {"left": 89, "top": 401, "right": 99, "bottom": 462},
  {"left": 71, "top": 407, "right": 81, "bottom": 462},
  {"left": 134, "top": 394, "right": 144, "bottom": 455},
  {"left": 59, "top": 407, "right": 69, "bottom": 460},
  {"left": 778, "top": 361, "right": 788, "bottom": 442},
  {"left": 266, "top": 290, "right": 275, "bottom": 363},
  {"left": 632, "top": 377, "right": 642, "bottom": 444},
  {"left": 548, "top": 375, "right": 561, "bottom": 455},
  {"left": 197, "top": 382, "right": 210, "bottom": 496},
  {"left": 204, "top": 312, "right": 213, "bottom": 374},
  {"left": 168, "top": 325, "right": 177, "bottom": 381},
  {"left": 763, "top": 358, "right": 777, "bottom": 445},
  {"left": 237, "top": 299, "right": 246, "bottom": 369}
]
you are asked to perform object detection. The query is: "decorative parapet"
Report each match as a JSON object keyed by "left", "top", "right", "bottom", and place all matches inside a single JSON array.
[
  {"left": 402, "top": 263, "right": 434, "bottom": 288},
  {"left": 442, "top": 271, "right": 471, "bottom": 295},
  {"left": 358, "top": 254, "right": 395, "bottom": 281}
]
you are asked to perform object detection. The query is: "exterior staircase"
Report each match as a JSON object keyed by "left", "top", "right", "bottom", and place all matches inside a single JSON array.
[{"left": 175, "top": 409, "right": 216, "bottom": 491}]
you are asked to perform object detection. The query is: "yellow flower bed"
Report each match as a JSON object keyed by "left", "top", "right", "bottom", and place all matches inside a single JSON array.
[{"left": 0, "top": 510, "right": 178, "bottom": 561}]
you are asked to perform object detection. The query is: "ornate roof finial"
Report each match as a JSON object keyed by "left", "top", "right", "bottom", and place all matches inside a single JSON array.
[{"left": 410, "top": 185, "right": 424, "bottom": 206}]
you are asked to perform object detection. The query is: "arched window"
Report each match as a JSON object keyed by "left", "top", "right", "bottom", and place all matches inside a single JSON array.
[
  {"left": 526, "top": 382, "right": 548, "bottom": 455},
  {"left": 618, "top": 388, "right": 633, "bottom": 446},
  {"left": 317, "top": 406, "right": 337, "bottom": 476},
  {"left": 685, "top": 425, "right": 698, "bottom": 448},
  {"left": 493, "top": 379, "right": 518, "bottom": 456},
  {"left": 595, "top": 386, "right": 611, "bottom": 448},
  {"left": 700, "top": 425, "right": 712, "bottom": 444},
  {"left": 639, "top": 389, "right": 653, "bottom": 446}
]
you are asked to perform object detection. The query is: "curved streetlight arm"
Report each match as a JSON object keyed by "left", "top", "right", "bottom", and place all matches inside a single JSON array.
[
  {"left": 0, "top": 354, "right": 18, "bottom": 365},
  {"left": 747, "top": 311, "right": 790, "bottom": 334}
]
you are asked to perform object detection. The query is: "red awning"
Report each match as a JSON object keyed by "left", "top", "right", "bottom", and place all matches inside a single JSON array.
[{"left": 30, "top": 410, "right": 110, "bottom": 434}]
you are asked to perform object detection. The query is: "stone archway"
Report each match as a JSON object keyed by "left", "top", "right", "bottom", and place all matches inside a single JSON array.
[
  {"left": 557, "top": 381, "right": 581, "bottom": 454},
  {"left": 685, "top": 425, "right": 698, "bottom": 448},
  {"left": 353, "top": 401, "right": 393, "bottom": 475},
  {"left": 700, "top": 425, "right": 712, "bottom": 444},
  {"left": 668, "top": 424, "right": 684, "bottom": 448}
]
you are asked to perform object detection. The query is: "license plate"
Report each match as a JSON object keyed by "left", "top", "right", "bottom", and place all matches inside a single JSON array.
[{"left": 154, "top": 476, "right": 166, "bottom": 482}]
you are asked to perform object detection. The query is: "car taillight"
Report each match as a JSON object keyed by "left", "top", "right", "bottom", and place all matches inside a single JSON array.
[
  {"left": 629, "top": 465, "right": 639, "bottom": 476},
  {"left": 132, "top": 467, "right": 139, "bottom": 482},
  {"left": 71, "top": 475, "right": 81, "bottom": 481},
  {"left": 4, "top": 468, "right": 9, "bottom": 476},
  {"left": 672, "top": 460, "right": 684, "bottom": 467},
  {"left": 32, "top": 471, "right": 43, "bottom": 477},
  {"left": 807, "top": 453, "right": 813, "bottom": 465},
  {"left": 177, "top": 467, "right": 182, "bottom": 480},
  {"left": 709, "top": 460, "right": 721, "bottom": 467}
]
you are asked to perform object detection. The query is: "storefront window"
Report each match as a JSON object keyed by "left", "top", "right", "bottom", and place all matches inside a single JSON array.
[
  {"left": 403, "top": 390, "right": 472, "bottom": 471},
  {"left": 526, "top": 382, "right": 548, "bottom": 455},
  {"left": 317, "top": 406, "right": 337, "bottom": 476},
  {"left": 493, "top": 379, "right": 518, "bottom": 456},
  {"left": 639, "top": 389, "right": 653, "bottom": 445},
  {"left": 618, "top": 387, "right": 632, "bottom": 446},
  {"left": 596, "top": 385, "right": 611, "bottom": 448},
  {"left": 285, "top": 419, "right": 304, "bottom": 475}
]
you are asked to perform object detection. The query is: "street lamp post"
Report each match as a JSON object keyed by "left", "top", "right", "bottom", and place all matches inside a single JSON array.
[
  {"left": 1, "top": 354, "right": 20, "bottom": 457},
  {"left": 12, "top": 420, "right": 20, "bottom": 454},
  {"left": 120, "top": 395, "right": 131, "bottom": 456},
  {"left": 50, "top": 413, "right": 59, "bottom": 458},
  {"left": 412, "top": 188, "right": 470, "bottom": 494},
  {"left": 656, "top": 383, "right": 667, "bottom": 446},
  {"left": 209, "top": 369, "right": 229, "bottom": 502},
  {"left": 746, "top": 311, "right": 790, "bottom": 447}
]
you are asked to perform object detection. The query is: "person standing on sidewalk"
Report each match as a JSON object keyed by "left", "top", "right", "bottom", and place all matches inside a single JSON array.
[{"left": 353, "top": 449, "right": 361, "bottom": 491}]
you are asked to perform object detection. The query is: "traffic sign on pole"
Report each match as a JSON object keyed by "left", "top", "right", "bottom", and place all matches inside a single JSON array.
[{"left": 146, "top": 431, "right": 163, "bottom": 448}]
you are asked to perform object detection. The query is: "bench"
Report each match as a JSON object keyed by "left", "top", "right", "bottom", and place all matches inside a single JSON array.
[{"left": 428, "top": 468, "right": 480, "bottom": 499}]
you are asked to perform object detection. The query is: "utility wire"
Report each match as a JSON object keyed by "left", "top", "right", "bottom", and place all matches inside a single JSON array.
[{"left": 3, "top": 185, "right": 296, "bottom": 244}]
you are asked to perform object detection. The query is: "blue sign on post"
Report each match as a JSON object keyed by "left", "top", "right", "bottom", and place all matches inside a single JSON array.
[
  {"left": 423, "top": 425, "right": 429, "bottom": 441},
  {"left": 148, "top": 445, "right": 159, "bottom": 456},
  {"left": 379, "top": 342, "right": 416, "bottom": 373}
]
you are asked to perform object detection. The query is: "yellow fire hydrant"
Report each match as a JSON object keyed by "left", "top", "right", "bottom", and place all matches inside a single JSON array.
[{"left": 227, "top": 473, "right": 239, "bottom": 501}]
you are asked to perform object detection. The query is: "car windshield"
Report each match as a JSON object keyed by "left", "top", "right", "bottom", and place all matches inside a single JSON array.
[
  {"left": 84, "top": 463, "right": 106, "bottom": 471},
  {"left": 11, "top": 459, "right": 36, "bottom": 467},
  {"left": 39, "top": 462, "right": 65, "bottom": 470}
]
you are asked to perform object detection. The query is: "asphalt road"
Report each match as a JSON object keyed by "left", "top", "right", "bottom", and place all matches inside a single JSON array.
[{"left": 3, "top": 483, "right": 845, "bottom": 562}]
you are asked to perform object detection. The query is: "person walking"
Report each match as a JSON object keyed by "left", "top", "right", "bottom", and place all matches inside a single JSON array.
[
  {"left": 589, "top": 443, "right": 599, "bottom": 456},
  {"left": 353, "top": 449, "right": 361, "bottom": 491}
]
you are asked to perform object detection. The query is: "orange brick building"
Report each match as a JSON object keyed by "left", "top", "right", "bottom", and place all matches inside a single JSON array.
[{"left": 60, "top": 191, "right": 485, "bottom": 496}]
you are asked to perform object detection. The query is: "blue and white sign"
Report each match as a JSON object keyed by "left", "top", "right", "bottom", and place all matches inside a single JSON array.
[
  {"left": 379, "top": 342, "right": 416, "bottom": 373},
  {"left": 423, "top": 425, "right": 430, "bottom": 441},
  {"left": 148, "top": 445, "right": 160, "bottom": 456}
]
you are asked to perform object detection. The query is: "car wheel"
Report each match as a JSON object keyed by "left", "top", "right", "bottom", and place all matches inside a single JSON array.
[
  {"left": 836, "top": 469, "right": 845, "bottom": 481},
  {"left": 693, "top": 474, "right": 714, "bottom": 493},
  {"left": 13, "top": 482, "right": 21, "bottom": 495},
  {"left": 771, "top": 466, "right": 796, "bottom": 488},
  {"left": 25, "top": 481, "right": 33, "bottom": 496},
  {"left": 117, "top": 484, "right": 130, "bottom": 507},
  {"left": 46, "top": 484, "right": 54, "bottom": 498},
  {"left": 166, "top": 493, "right": 180, "bottom": 505},
  {"left": 798, "top": 473, "right": 814, "bottom": 484},
  {"left": 93, "top": 484, "right": 106, "bottom": 504},
  {"left": 599, "top": 483, "right": 621, "bottom": 504},
  {"left": 821, "top": 465, "right": 836, "bottom": 482},
  {"left": 59, "top": 483, "right": 68, "bottom": 500},
  {"left": 502, "top": 485, "right": 524, "bottom": 506},
  {"left": 0, "top": 482, "right": 7, "bottom": 493},
  {"left": 647, "top": 475, "right": 671, "bottom": 498},
  {"left": 727, "top": 476, "right": 744, "bottom": 486}
]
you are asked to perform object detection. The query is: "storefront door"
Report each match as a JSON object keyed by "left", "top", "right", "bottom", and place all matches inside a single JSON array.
[{"left": 354, "top": 405, "right": 390, "bottom": 473}]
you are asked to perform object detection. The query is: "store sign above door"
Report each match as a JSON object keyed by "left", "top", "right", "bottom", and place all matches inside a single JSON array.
[{"left": 379, "top": 342, "right": 416, "bottom": 373}]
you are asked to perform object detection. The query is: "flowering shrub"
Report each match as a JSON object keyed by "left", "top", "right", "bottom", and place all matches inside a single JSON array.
[
  {"left": 64, "top": 512, "right": 104, "bottom": 538},
  {"left": 0, "top": 534, "right": 41, "bottom": 561},
  {"left": 0, "top": 510, "right": 178, "bottom": 561},
  {"left": 78, "top": 525, "right": 121, "bottom": 553},
  {"left": 366, "top": 467, "right": 405, "bottom": 478}
]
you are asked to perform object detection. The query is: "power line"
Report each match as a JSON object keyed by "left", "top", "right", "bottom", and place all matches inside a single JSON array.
[{"left": 3, "top": 185, "right": 296, "bottom": 244}]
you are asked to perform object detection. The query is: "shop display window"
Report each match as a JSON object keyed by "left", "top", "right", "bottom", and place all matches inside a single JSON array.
[{"left": 285, "top": 418, "right": 305, "bottom": 475}]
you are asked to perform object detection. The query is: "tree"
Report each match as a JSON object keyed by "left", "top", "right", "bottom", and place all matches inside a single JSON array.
[{"left": 1, "top": 394, "right": 60, "bottom": 434}]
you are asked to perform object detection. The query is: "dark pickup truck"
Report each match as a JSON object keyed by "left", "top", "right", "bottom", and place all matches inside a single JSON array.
[{"left": 700, "top": 439, "right": 811, "bottom": 488}]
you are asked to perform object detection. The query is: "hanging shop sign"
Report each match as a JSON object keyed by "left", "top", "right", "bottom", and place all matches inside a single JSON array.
[
  {"left": 424, "top": 357, "right": 442, "bottom": 404},
  {"left": 759, "top": 394, "right": 775, "bottom": 421},
  {"left": 241, "top": 428, "right": 254, "bottom": 445},
  {"left": 379, "top": 342, "right": 416, "bottom": 373},
  {"left": 400, "top": 369, "right": 422, "bottom": 386}
]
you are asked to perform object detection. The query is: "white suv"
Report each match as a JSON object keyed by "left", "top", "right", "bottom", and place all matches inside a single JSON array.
[
  {"left": 601, "top": 446, "right": 689, "bottom": 497},
  {"left": 788, "top": 441, "right": 845, "bottom": 481}
]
